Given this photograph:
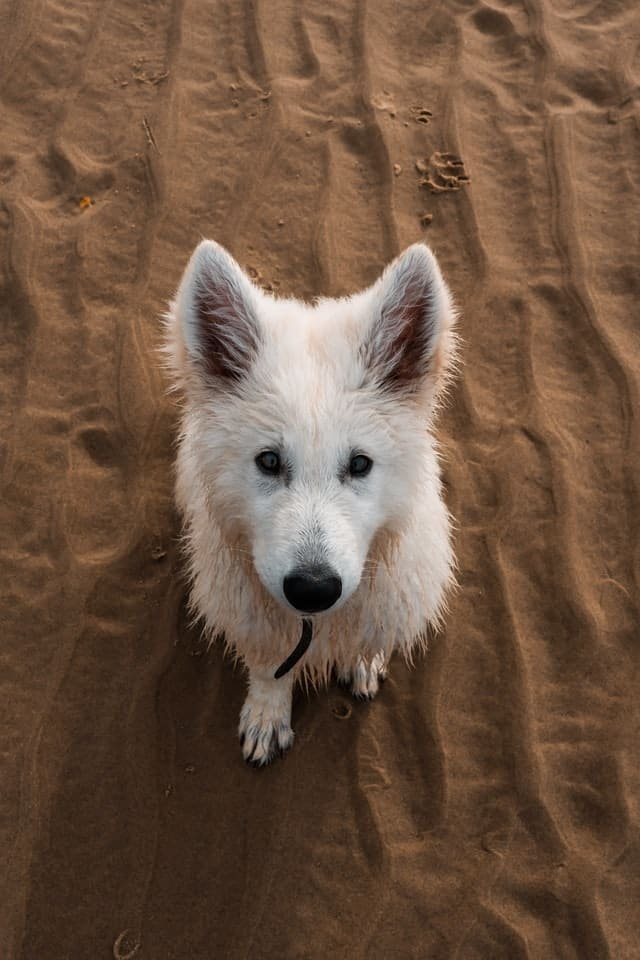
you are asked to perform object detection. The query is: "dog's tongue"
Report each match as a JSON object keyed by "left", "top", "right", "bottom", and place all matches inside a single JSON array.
[{"left": 274, "top": 618, "right": 313, "bottom": 679}]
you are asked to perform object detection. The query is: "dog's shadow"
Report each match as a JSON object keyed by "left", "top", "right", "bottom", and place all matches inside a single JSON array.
[{"left": 147, "top": 592, "right": 446, "bottom": 954}]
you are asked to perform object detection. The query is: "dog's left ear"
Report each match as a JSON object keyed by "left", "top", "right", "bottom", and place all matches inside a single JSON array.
[{"left": 363, "top": 244, "right": 457, "bottom": 399}]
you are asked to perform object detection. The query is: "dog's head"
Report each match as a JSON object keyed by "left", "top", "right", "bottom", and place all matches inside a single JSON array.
[{"left": 167, "top": 240, "right": 457, "bottom": 616}]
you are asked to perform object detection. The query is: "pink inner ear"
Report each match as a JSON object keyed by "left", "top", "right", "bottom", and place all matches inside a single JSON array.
[
  {"left": 375, "top": 275, "right": 436, "bottom": 391},
  {"left": 193, "top": 275, "right": 259, "bottom": 383}
]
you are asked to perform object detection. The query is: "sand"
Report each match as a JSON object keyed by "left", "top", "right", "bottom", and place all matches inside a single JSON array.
[{"left": 1, "top": 0, "right": 639, "bottom": 957}]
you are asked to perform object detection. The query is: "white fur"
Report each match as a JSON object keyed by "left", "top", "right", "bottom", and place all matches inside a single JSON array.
[{"left": 164, "top": 239, "right": 458, "bottom": 764}]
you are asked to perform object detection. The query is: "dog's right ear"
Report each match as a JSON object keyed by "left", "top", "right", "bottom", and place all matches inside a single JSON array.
[{"left": 177, "top": 240, "right": 261, "bottom": 386}]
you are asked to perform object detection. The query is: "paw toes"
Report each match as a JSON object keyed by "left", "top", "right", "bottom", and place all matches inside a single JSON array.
[
  {"left": 276, "top": 724, "right": 295, "bottom": 753},
  {"left": 353, "top": 690, "right": 375, "bottom": 702},
  {"left": 240, "top": 721, "right": 294, "bottom": 766}
]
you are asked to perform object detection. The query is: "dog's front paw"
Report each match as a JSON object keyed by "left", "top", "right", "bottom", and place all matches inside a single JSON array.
[
  {"left": 338, "top": 651, "right": 387, "bottom": 701},
  {"left": 239, "top": 673, "right": 294, "bottom": 766},
  {"left": 239, "top": 706, "right": 294, "bottom": 766}
]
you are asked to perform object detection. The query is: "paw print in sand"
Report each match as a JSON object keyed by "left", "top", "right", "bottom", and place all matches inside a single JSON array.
[
  {"left": 416, "top": 152, "right": 470, "bottom": 193},
  {"left": 410, "top": 105, "right": 433, "bottom": 124}
]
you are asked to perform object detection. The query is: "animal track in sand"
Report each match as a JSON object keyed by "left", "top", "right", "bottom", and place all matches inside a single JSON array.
[
  {"left": 246, "top": 264, "right": 281, "bottom": 294},
  {"left": 0, "top": 155, "right": 16, "bottom": 184},
  {"left": 410, "top": 105, "right": 433, "bottom": 124},
  {"left": 77, "top": 426, "right": 122, "bottom": 469},
  {"left": 371, "top": 91, "right": 397, "bottom": 118},
  {"left": 416, "top": 152, "right": 470, "bottom": 193},
  {"left": 62, "top": 406, "right": 133, "bottom": 563}
]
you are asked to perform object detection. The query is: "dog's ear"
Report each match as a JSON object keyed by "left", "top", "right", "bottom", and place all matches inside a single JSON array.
[
  {"left": 179, "top": 239, "right": 261, "bottom": 385},
  {"left": 363, "top": 244, "right": 456, "bottom": 397}
]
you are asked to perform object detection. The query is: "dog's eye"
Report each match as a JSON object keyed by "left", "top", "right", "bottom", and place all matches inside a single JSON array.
[
  {"left": 349, "top": 454, "right": 373, "bottom": 478},
  {"left": 255, "top": 450, "right": 281, "bottom": 476}
]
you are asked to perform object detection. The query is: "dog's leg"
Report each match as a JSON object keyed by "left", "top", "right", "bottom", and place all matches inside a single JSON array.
[
  {"left": 239, "top": 667, "right": 295, "bottom": 766},
  {"left": 338, "top": 651, "right": 387, "bottom": 701}
]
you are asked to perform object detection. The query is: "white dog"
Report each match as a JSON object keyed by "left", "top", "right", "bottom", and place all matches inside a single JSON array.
[{"left": 164, "top": 239, "right": 458, "bottom": 765}]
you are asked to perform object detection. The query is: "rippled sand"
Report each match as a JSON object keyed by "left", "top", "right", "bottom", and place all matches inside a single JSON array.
[{"left": 1, "top": 1, "right": 639, "bottom": 957}]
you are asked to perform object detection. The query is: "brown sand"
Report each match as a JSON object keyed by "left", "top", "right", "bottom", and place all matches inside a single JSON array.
[{"left": 1, "top": 1, "right": 639, "bottom": 957}]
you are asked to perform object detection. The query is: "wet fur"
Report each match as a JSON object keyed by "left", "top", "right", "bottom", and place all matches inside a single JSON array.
[{"left": 164, "top": 240, "right": 458, "bottom": 764}]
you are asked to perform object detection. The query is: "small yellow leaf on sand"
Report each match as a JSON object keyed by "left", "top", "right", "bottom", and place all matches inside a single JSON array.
[{"left": 78, "top": 196, "right": 93, "bottom": 209}]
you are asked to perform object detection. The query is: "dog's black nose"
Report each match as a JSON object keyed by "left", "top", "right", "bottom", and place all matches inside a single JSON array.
[{"left": 283, "top": 566, "right": 342, "bottom": 613}]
